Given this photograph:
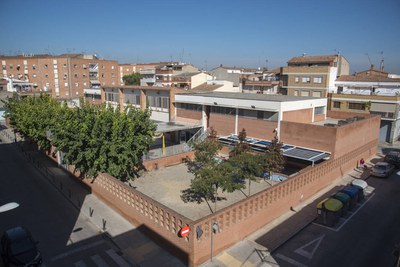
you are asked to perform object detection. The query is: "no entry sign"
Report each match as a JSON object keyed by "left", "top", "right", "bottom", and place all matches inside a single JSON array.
[{"left": 180, "top": 226, "right": 190, "bottom": 237}]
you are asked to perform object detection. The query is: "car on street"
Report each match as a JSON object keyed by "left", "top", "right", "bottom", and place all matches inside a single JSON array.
[
  {"left": 1, "top": 226, "right": 42, "bottom": 266},
  {"left": 371, "top": 162, "right": 395, "bottom": 178},
  {"left": 384, "top": 151, "right": 400, "bottom": 168}
]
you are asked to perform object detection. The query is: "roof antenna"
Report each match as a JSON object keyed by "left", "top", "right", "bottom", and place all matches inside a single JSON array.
[
  {"left": 378, "top": 51, "right": 384, "bottom": 71},
  {"left": 365, "top": 53, "right": 372, "bottom": 67}
]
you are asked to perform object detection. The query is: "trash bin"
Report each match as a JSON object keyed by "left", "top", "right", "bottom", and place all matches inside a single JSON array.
[
  {"left": 351, "top": 179, "right": 368, "bottom": 200},
  {"left": 332, "top": 192, "right": 350, "bottom": 217},
  {"left": 340, "top": 186, "right": 359, "bottom": 210},
  {"left": 316, "top": 198, "right": 343, "bottom": 227}
]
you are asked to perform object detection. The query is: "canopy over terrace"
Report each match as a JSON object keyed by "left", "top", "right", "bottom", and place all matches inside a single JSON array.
[{"left": 218, "top": 134, "right": 330, "bottom": 165}]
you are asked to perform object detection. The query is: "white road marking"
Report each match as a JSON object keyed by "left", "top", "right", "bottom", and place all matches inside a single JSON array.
[
  {"left": 276, "top": 253, "right": 308, "bottom": 267},
  {"left": 312, "top": 193, "right": 375, "bottom": 232},
  {"left": 91, "top": 254, "right": 110, "bottom": 267},
  {"left": 294, "top": 235, "right": 325, "bottom": 259},
  {"left": 51, "top": 240, "right": 105, "bottom": 261},
  {"left": 106, "top": 249, "right": 131, "bottom": 267},
  {"left": 74, "top": 260, "right": 88, "bottom": 267}
]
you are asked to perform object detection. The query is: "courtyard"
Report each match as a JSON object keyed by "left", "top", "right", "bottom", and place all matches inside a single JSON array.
[{"left": 130, "top": 163, "right": 281, "bottom": 221}]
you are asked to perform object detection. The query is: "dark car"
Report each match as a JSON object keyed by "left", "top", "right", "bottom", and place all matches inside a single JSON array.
[
  {"left": 384, "top": 151, "right": 400, "bottom": 168},
  {"left": 1, "top": 227, "right": 42, "bottom": 267}
]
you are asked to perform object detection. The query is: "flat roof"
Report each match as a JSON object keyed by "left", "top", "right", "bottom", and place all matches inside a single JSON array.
[
  {"left": 177, "top": 92, "right": 321, "bottom": 102},
  {"left": 154, "top": 121, "right": 201, "bottom": 133}
]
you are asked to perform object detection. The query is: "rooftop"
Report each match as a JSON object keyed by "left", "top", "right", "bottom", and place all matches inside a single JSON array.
[
  {"left": 177, "top": 91, "right": 320, "bottom": 102},
  {"left": 189, "top": 83, "right": 223, "bottom": 93},
  {"left": 287, "top": 55, "right": 338, "bottom": 64}
]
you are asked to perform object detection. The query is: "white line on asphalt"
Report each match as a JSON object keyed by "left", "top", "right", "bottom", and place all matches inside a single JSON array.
[
  {"left": 91, "top": 254, "right": 110, "bottom": 267},
  {"left": 106, "top": 249, "right": 131, "bottom": 267},
  {"left": 51, "top": 240, "right": 105, "bottom": 261},
  {"left": 276, "top": 253, "right": 308, "bottom": 267},
  {"left": 294, "top": 235, "right": 325, "bottom": 259},
  {"left": 312, "top": 193, "right": 375, "bottom": 232},
  {"left": 74, "top": 260, "right": 88, "bottom": 267}
]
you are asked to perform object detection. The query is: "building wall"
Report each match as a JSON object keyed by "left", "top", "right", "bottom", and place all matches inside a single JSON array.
[
  {"left": 210, "top": 67, "right": 240, "bottom": 87},
  {"left": 191, "top": 73, "right": 212, "bottom": 89},
  {"left": 176, "top": 109, "right": 202, "bottom": 124},
  {"left": 208, "top": 113, "right": 236, "bottom": 136},
  {"left": 237, "top": 117, "right": 278, "bottom": 140},
  {"left": 282, "top": 108, "right": 313, "bottom": 123}
]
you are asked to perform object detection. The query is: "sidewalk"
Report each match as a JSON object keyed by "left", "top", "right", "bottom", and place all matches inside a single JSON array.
[
  {"left": 201, "top": 160, "right": 379, "bottom": 267},
  {"left": 0, "top": 127, "right": 185, "bottom": 267}
]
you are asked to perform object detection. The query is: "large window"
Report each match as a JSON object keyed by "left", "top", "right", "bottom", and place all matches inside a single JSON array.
[
  {"left": 313, "top": 76, "right": 322, "bottom": 83},
  {"left": 312, "top": 91, "right": 322, "bottom": 97},
  {"left": 177, "top": 103, "right": 202, "bottom": 111},
  {"left": 210, "top": 106, "right": 235, "bottom": 115},
  {"left": 302, "top": 76, "right": 311, "bottom": 83},
  {"left": 349, "top": 102, "right": 365, "bottom": 110},
  {"left": 314, "top": 106, "right": 325, "bottom": 115},
  {"left": 105, "top": 92, "right": 119, "bottom": 102},
  {"left": 146, "top": 96, "right": 169, "bottom": 109},
  {"left": 124, "top": 94, "right": 141, "bottom": 105}
]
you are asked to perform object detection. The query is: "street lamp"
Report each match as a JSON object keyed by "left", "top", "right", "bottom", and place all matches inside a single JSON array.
[{"left": 0, "top": 202, "right": 19, "bottom": 213}]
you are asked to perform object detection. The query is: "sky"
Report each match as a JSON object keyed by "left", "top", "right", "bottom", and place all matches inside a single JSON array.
[{"left": 1, "top": 0, "right": 399, "bottom": 73}]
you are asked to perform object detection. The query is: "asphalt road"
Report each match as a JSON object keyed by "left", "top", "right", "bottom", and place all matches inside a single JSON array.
[
  {"left": 0, "top": 141, "right": 126, "bottom": 266},
  {"left": 271, "top": 170, "right": 400, "bottom": 267}
]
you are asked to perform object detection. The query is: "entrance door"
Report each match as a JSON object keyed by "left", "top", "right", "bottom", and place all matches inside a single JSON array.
[{"left": 379, "top": 121, "right": 391, "bottom": 143}]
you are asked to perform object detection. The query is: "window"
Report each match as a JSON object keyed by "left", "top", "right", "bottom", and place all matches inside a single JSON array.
[
  {"left": 102, "top": 65, "right": 105, "bottom": 69},
  {"left": 83, "top": 64, "right": 87, "bottom": 69},
  {"left": 111, "top": 66, "right": 115, "bottom": 70},
  {"left": 295, "top": 76, "right": 299, "bottom": 83},
  {"left": 64, "top": 82, "right": 68, "bottom": 87},
  {"left": 63, "top": 64, "right": 67, "bottom": 68},
  {"left": 32, "top": 64, "right": 36, "bottom": 70},
  {"left": 313, "top": 76, "right": 322, "bottom": 83},
  {"left": 32, "top": 74, "right": 37, "bottom": 78},
  {"left": 314, "top": 106, "right": 325, "bottom": 115},
  {"left": 105, "top": 92, "right": 119, "bottom": 102},
  {"left": 75, "top": 83, "right": 79, "bottom": 87},
  {"left": 74, "top": 73, "right": 78, "bottom": 78},
  {"left": 300, "top": 91, "right": 310, "bottom": 97},
  {"left": 74, "top": 64, "right": 77, "bottom": 68},
  {"left": 83, "top": 73, "right": 86, "bottom": 77},
  {"left": 333, "top": 101, "right": 341, "bottom": 108},
  {"left": 177, "top": 103, "right": 201, "bottom": 111},
  {"left": 63, "top": 73, "right": 67, "bottom": 79},
  {"left": 312, "top": 91, "right": 322, "bottom": 97},
  {"left": 45, "top": 74, "right": 49, "bottom": 78},
  {"left": 301, "top": 77, "right": 310, "bottom": 83},
  {"left": 101, "top": 73, "right": 104, "bottom": 78},
  {"left": 83, "top": 82, "right": 87, "bottom": 86},
  {"left": 124, "top": 94, "right": 141, "bottom": 105},
  {"left": 349, "top": 102, "right": 365, "bottom": 110},
  {"left": 44, "top": 64, "right": 48, "bottom": 69},
  {"left": 16, "top": 65, "right": 20, "bottom": 71},
  {"left": 111, "top": 73, "right": 115, "bottom": 78},
  {"left": 294, "top": 90, "right": 299, "bottom": 96},
  {"left": 211, "top": 106, "right": 235, "bottom": 115},
  {"left": 9, "top": 64, "right": 13, "bottom": 69},
  {"left": 2, "top": 65, "right": 6, "bottom": 70}
]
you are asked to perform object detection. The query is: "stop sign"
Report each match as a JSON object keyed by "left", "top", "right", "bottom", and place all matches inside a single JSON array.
[{"left": 180, "top": 226, "right": 190, "bottom": 237}]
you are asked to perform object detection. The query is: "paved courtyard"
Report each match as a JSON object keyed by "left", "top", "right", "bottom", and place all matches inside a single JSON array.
[{"left": 131, "top": 163, "right": 279, "bottom": 221}]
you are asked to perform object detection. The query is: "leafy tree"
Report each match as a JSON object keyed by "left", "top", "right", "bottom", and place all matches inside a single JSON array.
[
  {"left": 123, "top": 73, "right": 141, "bottom": 85},
  {"left": 264, "top": 132, "right": 285, "bottom": 179},
  {"left": 230, "top": 128, "right": 249, "bottom": 157}
]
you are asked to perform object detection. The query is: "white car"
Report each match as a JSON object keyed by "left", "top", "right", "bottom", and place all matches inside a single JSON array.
[{"left": 371, "top": 162, "right": 395, "bottom": 178}]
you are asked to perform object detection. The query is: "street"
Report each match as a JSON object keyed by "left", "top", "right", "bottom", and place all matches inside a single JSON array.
[
  {"left": 0, "top": 140, "right": 130, "bottom": 266},
  {"left": 270, "top": 167, "right": 400, "bottom": 267}
]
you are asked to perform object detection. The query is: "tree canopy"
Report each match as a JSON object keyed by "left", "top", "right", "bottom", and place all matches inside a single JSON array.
[
  {"left": 122, "top": 73, "right": 141, "bottom": 85},
  {"left": 3, "top": 94, "right": 155, "bottom": 181}
]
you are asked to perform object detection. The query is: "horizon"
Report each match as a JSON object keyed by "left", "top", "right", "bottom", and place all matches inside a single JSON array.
[{"left": 1, "top": 0, "right": 399, "bottom": 74}]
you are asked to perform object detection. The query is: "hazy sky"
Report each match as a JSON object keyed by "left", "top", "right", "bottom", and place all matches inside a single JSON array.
[{"left": 1, "top": 0, "right": 399, "bottom": 73}]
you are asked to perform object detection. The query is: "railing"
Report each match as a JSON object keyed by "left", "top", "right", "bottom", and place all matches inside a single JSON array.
[{"left": 143, "top": 143, "right": 191, "bottom": 160}]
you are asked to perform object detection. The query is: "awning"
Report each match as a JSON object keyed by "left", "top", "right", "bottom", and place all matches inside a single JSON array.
[{"left": 283, "top": 147, "right": 330, "bottom": 163}]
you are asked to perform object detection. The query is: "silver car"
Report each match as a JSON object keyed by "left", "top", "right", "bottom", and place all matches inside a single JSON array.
[{"left": 371, "top": 162, "right": 395, "bottom": 178}]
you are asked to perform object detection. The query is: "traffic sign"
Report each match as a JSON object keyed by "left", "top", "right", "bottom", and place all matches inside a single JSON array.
[{"left": 180, "top": 226, "right": 190, "bottom": 237}]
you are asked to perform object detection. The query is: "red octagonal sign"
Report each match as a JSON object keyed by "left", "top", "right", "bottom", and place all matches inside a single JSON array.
[{"left": 180, "top": 226, "right": 190, "bottom": 237}]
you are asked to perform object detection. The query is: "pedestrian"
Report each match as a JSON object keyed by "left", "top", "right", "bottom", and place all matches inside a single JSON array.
[{"left": 360, "top": 158, "right": 365, "bottom": 169}]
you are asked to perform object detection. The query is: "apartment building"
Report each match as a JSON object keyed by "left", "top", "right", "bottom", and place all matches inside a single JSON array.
[
  {"left": 241, "top": 68, "right": 281, "bottom": 94},
  {"left": 330, "top": 65, "right": 400, "bottom": 143},
  {"left": 281, "top": 54, "right": 349, "bottom": 97},
  {"left": 0, "top": 54, "right": 119, "bottom": 102},
  {"left": 119, "top": 62, "right": 168, "bottom": 85},
  {"left": 155, "top": 63, "right": 199, "bottom": 87},
  {"left": 171, "top": 72, "right": 212, "bottom": 89},
  {"left": 210, "top": 65, "right": 264, "bottom": 88}
]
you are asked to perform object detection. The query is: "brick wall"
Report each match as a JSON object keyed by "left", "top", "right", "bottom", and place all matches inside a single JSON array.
[
  {"left": 237, "top": 117, "right": 277, "bottom": 140},
  {"left": 143, "top": 151, "right": 195, "bottom": 171},
  {"left": 209, "top": 113, "right": 235, "bottom": 136},
  {"left": 282, "top": 108, "right": 313, "bottom": 123},
  {"left": 176, "top": 109, "right": 202, "bottom": 124}
]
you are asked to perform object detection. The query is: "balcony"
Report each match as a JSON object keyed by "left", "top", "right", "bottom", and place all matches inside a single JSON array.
[
  {"left": 89, "top": 64, "right": 98, "bottom": 72},
  {"left": 140, "top": 69, "right": 155, "bottom": 75},
  {"left": 141, "top": 77, "right": 156, "bottom": 83}
]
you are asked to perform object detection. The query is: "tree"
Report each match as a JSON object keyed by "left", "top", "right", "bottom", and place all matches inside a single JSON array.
[
  {"left": 122, "top": 73, "right": 141, "bottom": 85},
  {"left": 264, "top": 132, "right": 285, "bottom": 179},
  {"left": 230, "top": 128, "right": 249, "bottom": 157}
]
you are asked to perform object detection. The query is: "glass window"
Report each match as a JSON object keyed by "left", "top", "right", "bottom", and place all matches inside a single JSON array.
[
  {"left": 295, "top": 76, "right": 299, "bottom": 83},
  {"left": 333, "top": 101, "right": 341, "bottom": 108},
  {"left": 314, "top": 106, "right": 325, "bottom": 115},
  {"left": 313, "top": 76, "right": 322, "bottom": 83},
  {"left": 349, "top": 102, "right": 365, "bottom": 110},
  {"left": 300, "top": 91, "right": 309, "bottom": 97},
  {"left": 312, "top": 91, "right": 322, "bottom": 97},
  {"left": 301, "top": 77, "right": 310, "bottom": 83}
]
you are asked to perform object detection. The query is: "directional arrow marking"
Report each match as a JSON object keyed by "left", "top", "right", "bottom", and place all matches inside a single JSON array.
[{"left": 294, "top": 235, "right": 325, "bottom": 260}]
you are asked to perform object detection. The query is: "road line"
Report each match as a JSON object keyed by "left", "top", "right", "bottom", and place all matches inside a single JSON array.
[
  {"left": 106, "top": 249, "right": 131, "bottom": 267},
  {"left": 51, "top": 240, "right": 105, "bottom": 261},
  {"left": 276, "top": 253, "right": 308, "bottom": 267},
  {"left": 294, "top": 235, "right": 325, "bottom": 259},
  {"left": 91, "top": 254, "right": 110, "bottom": 267}
]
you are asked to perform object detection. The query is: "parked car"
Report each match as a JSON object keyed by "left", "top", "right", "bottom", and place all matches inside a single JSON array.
[
  {"left": 371, "top": 162, "right": 395, "bottom": 178},
  {"left": 1, "top": 227, "right": 42, "bottom": 267},
  {"left": 384, "top": 151, "right": 400, "bottom": 168}
]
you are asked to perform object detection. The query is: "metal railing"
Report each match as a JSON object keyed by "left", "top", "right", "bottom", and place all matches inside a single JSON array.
[{"left": 143, "top": 143, "right": 191, "bottom": 160}]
